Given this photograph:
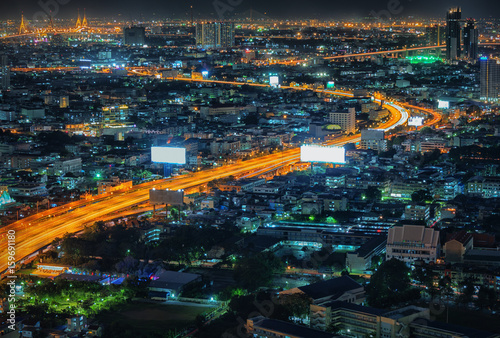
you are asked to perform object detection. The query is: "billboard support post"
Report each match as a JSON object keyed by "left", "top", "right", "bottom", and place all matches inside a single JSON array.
[{"left": 164, "top": 164, "right": 172, "bottom": 178}]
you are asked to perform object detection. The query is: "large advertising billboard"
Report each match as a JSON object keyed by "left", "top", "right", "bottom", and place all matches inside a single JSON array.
[
  {"left": 408, "top": 117, "right": 424, "bottom": 127},
  {"left": 437, "top": 100, "right": 450, "bottom": 109},
  {"left": 269, "top": 76, "right": 279, "bottom": 88},
  {"left": 151, "top": 147, "right": 186, "bottom": 164},
  {"left": 300, "top": 145, "right": 346, "bottom": 164},
  {"left": 149, "top": 189, "right": 184, "bottom": 206}
]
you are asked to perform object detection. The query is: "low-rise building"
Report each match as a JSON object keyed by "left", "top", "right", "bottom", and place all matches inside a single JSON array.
[
  {"left": 404, "top": 204, "right": 430, "bottom": 222},
  {"left": 279, "top": 275, "right": 365, "bottom": 305},
  {"left": 9, "top": 183, "right": 48, "bottom": 197},
  {"left": 346, "top": 236, "right": 386, "bottom": 273},
  {"left": 310, "top": 301, "right": 429, "bottom": 338},
  {"left": 247, "top": 316, "right": 337, "bottom": 338},
  {"left": 148, "top": 271, "right": 202, "bottom": 300},
  {"left": 386, "top": 225, "right": 440, "bottom": 264},
  {"left": 443, "top": 231, "right": 473, "bottom": 263}
]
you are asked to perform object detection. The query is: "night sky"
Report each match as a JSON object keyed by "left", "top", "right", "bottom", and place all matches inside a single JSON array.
[{"left": 2, "top": 0, "right": 500, "bottom": 21}]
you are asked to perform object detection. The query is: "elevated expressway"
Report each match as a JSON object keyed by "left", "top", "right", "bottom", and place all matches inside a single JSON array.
[{"left": 0, "top": 81, "right": 414, "bottom": 275}]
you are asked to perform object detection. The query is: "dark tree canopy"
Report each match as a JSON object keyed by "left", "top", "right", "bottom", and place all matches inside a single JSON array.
[
  {"left": 366, "top": 258, "right": 419, "bottom": 308},
  {"left": 233, "top": 252, "right": 284, "bottom": 291}
]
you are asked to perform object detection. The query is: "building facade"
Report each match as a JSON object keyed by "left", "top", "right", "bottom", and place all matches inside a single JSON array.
[
  {"left": 480, "top": 57, "right": 500, "bottom": 102},
  {"left": 195, "top": 22, "right": 234, "bottom": 48},
  {"left": 386, "top": 225, "right": 440, "bottom": 263},
  {"left": 123, "top": 26, "right": 145, "bottom": 46},
  {"left": 328, "top": 108, "right": 355, "bottom": 134},
  {"left": 463, "top": 19, "right": 479, "bottom": 61},
  {"left": 360, "top": 129, "right": 387, "bottom": 152},
  {"left": 446, "top": 7, "right": 462, "bottom": 60}
]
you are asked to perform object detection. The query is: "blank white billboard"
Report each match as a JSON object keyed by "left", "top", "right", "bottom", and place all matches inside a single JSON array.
[
  {"left": 300, "top": 145, "right": 346, "bottom": 163},
  {"left": 438, "top": 100, "right": 450, "bottom": 109},
  {"left": 151, "top": 147, "right": 186, "bottom": 164},
  {"left": 270, "top": 76, "right": 279, "bottom": 87},
  {"left": 408, "top": 117, "right": 424, "bottom": 127}
]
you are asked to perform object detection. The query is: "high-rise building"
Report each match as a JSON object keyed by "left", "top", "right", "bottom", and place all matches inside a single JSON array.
[
  {"left": 427, "top": 25, "right": 445, "bottom": 46},
  {"left": 123, "top": 26, "right": 145, "bottom": 46},
  {"left": 328, "top": 108, "right": 356, "bottom": 134},
  {"left": 1, "top": 55, "right": 10, "bottom": 91},
  {"left": 195, "top": 22, "right": 234, "bottom": 48},
  {"left": 463, "top": 19, "right": 479, "bottom": 61},
  {"left": 446, "top": 7, "right": 462, "bottom": 60},
  {"left": 480, "top": 56, "right": 500, "bottom": 102}
]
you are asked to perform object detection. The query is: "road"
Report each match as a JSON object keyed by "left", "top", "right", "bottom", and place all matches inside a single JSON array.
[
  {"left": 0, "top": 80, "right": 411, "bottom": 275},
  {"left": 402, "top": 103, "right": 442, "bottom": 128},
  {"left": 323, "top": 45, "right": 445, "bottom": 59}
]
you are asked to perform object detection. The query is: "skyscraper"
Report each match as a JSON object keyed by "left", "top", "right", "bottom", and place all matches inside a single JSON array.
[
  {"left": 463, "top": 19, "right": 479, "bottom": 61},
  {"left": 427, "top": 25, "right": 445, "bottom": 46},
  {"left": 1, "top": 55, "right": 10, "bottom": 91},
  {"left": 480, "top": 57, "right": 500, "bottom": 102},
  {"left": 446, "top": 7, "right": 462, "bottom": 60},
  {"left": 195, "top": 22, "right": 234, "bottom": 49},
  {"left": 123, "top": 26, "right": 146, "bottom": 46}
]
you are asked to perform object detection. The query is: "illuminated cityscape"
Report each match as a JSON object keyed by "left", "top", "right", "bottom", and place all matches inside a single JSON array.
[{"left": 0, "top": 1, "right": 500, "bottom": 338}]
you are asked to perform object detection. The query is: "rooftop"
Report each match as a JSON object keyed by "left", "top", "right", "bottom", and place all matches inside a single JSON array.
[
  {"left": 250, "top": 316, "right": 337, "bottom": 338},
  {"left": 411, "top": 318, "right": 498, "bottom": 338},
  {"left": 297, "top": 275, "right": 362, "bottom": 300}
]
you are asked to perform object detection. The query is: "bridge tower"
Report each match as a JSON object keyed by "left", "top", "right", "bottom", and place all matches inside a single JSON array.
[
  {"left": 48, "top": 13, "right": 55, "bottom": 32},
  {"left": 19, "top": 13, "right": 28, "bottom": 34},
  {"left": 82, "top": 8, "right": 88, "bottom": 27},
  {"left": 76, "top": 9, "right": 82, "bottom": 28}
]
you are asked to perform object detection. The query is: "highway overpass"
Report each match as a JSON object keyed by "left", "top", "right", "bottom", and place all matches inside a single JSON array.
[{"left": 0, "top": 80, "right": 415, "bottom": 275}]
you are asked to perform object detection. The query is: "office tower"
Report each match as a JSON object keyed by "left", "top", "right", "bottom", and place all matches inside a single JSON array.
[
  {"left": 427, "top": 25, "right": 445, "bottom": 46},
  {"left": 480, "top": 56, "right": 500, "bottom": 102},
  {"left": 195, "top": 22, "right": 234, "bottom": 48},
  {"left": 463, "top": 19, "right": 479, "bottom": 61},
  {"left": 1, "top": 55, "right": 10, "bottom": 91},
  {"left": 446, "top": 7, "right": 462, "bottom": 60},
  {"left": 123, "top": 26, "right": 146, "bottom": 46},
  {"left": 328, "top": 108, "right": 356, "bottom": 134}
]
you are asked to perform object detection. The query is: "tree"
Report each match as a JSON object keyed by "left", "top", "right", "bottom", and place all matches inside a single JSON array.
[
  {"left": 114, "top": 256, "right": 139, "bottom": 273},
  {"left": 412, "top": 265, "right": 438, "bottom": 297},
  {"left": 457, "top": 278, "right": 474, "bottom": 308},
  {"left": 365, "top": 187, "right": 382, "bottom": 202},
  {"left": 366, "top": 258, "right": 412, "bottom": 308},
  {"left": 411, "top": 189, "right": 432, "bottom": 203},
  {"left": 279, "top": 293, "right": 312, "bottom": 321},
  {"left": 233, "top": 252, "right": 284, "bottom": 291},
  {"left": 420, "top": 127, "right": 433, "bottom": 135},
  {"left": 475, "top": 286, "right": 497, "bottom": 310}
]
